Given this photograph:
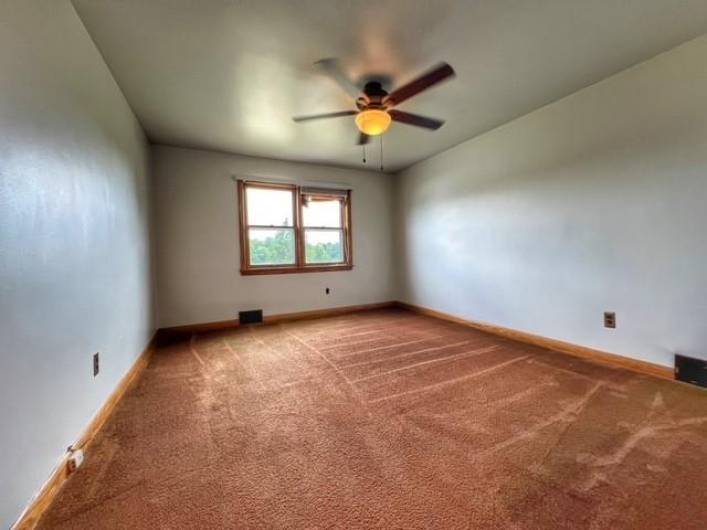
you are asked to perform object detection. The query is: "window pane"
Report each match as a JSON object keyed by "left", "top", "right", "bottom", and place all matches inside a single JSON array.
[
  {"left": 249, "top": 228, "right": 295, "bottom": 266},
  {"left": 302, "top": 197, "right": 342, "bottom": 228},
  {"left": 305, "top": 229, "right": 344, "bottom": 264},
  {"left": 246, "top": 187, "right": 294, "bottom": 226}
]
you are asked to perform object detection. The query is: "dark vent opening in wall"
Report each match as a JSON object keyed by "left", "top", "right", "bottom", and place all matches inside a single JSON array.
[
  {"left": 675, "top": 354, "right": 707, "bottom": 388},
  {"left": 239, "top": 309, "right": 263, "bottom": 325}
]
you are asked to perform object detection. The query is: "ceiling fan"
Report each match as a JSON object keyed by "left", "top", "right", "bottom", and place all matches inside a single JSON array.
[{"left": 292, "top": 59, "right": 456, "bottom": 145}]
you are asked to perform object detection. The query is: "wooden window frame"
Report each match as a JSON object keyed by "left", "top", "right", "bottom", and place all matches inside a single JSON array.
[{"left": 238, "top": 180, "right": 353, "bottom": 275}]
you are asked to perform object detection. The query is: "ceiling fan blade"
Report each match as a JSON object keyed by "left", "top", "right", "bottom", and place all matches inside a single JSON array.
[
  {"left": 292, "top": 110, "right": 357, "bottom": 123},
  {"left": 389, "top": 110, "right": 444, "bottom": 130},
  {"left": 357, "top": 132, "right": 370, "bottom": 145},
  {"left": 314, "top": 58, "right": 361, "bottom": 99},
  {"left": 384, "top": 62, "right": 455, "bottom": 107}
]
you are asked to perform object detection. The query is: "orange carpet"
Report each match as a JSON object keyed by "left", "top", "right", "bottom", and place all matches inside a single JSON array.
[{"left": 38, "top": 308, "right": 707, "bottom": 529}]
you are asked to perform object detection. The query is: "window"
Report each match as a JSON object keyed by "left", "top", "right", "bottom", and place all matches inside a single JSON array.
[{"left": 238, "top": 180, "right": 352, "bottom": 274}]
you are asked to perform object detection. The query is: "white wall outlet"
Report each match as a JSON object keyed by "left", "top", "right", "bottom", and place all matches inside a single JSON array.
[{"left": 67, "top": 448, "right": 84, "bottom": 473}]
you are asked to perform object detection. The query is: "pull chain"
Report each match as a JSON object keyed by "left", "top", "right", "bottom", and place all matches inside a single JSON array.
[
  {"left": 362, "top": 144, "right": 366, "bottom": 164},
  {"left": 379, "top": 134, "right": 384, "bottom": 172}
]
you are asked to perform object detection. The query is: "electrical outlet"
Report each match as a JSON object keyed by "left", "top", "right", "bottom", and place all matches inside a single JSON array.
[
  {"left": 325, "top": 287, "right": 330, "bottom": 295},
  {"left": 93, "top": 352, "right": 100, "bottom": 377},
  {"left": 67, "top": 448, "right": 84, "bottom": 473},
  {"left": 604, "top": 312, "right": 616, "bottom": 329}
]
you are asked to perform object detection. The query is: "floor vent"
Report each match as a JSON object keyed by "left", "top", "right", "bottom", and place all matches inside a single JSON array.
[
  {"left": 239, "top": 309, "right": 263, "bottom": 325},
  {"left": 675, "top": 354, "right": 707, "bottom": 388}
]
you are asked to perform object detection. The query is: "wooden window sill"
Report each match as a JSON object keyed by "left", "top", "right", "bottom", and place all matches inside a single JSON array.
[{"left": 240, "top": 264, "right": 353, "bottom": 276}]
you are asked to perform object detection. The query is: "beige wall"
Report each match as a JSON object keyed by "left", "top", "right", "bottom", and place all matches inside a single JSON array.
[
  {"left": 152, "top": 145, "right": 396, "bottom": 328},
  {"left": 395, "top": 35, "right": 707, "bottom": 368},
  {"left": 0, "top": 1, "right": 153, "bottom": 526}
]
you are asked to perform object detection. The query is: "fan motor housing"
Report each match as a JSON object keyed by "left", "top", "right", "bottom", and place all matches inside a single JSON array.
[{"left": 357, "top": 81, "right": 389, "bottom": 110}]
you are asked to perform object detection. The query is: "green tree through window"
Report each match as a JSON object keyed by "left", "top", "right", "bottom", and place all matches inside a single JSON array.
[{"left": 249, "top": 230, "right": 295, "bottom": 266}]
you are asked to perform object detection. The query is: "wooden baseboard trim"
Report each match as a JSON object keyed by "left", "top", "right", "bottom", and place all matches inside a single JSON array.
[
  {"left": 264, "top": 302, "right": 395, "bottom": 325},
  {"left": 159, "top": 301, "right": 397, "bottom": 336},
  {"left": 159, "top": 318, "right": 240, "bottom": 336},
  {"left": 13, "top": 332, "right": 159, "bottom": 530},
  {"left": 396, "top": 301, "right": 674, "bottom": 381}
]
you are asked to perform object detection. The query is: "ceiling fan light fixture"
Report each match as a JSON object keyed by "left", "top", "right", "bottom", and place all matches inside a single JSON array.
[{"left": 355, "top": 109, "right": 391, "bottom": 136}]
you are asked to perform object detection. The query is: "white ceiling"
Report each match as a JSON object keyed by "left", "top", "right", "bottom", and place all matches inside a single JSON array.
[{"left": 72, "top": 0, "right": 707, "bottom": 172}]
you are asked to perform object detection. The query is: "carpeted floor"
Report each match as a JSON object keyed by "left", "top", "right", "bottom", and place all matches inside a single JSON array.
[{"left": 38, "top": 308, "right": 707, "bottom": 529}]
